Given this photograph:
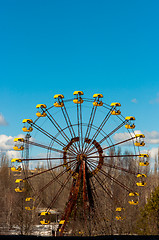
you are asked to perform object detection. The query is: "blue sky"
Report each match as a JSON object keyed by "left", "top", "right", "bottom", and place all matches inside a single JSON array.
[{"left": 0, "top": 0, "right": 159, "bottom": 167}]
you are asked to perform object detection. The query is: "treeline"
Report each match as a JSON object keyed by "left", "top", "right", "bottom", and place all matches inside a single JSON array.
[{"left": 0, "top": 150, "right": 159, "bottom": 236}]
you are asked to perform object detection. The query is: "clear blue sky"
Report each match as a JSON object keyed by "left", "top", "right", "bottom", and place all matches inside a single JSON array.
[{"left": 0, "top": 0, "right": 159, "bottom": 164}]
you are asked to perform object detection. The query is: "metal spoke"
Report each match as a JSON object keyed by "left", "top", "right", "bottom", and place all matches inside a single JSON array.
[
  {"left": 24, "top": 139, "right": 74, "bottom": 156},
  {"left": 76, "top": 103, "right": 81, "bottom": 151},
  {"left": 84, "top": 110, "right": 112, "bottom": 154},
  {"left": 23, "top": 159, "right": 77, "bottom": 180},
  {"left": 88, "top": 160, "right": 135, "bottom": 193},
  {"left": 80, "top": 102, "right": 84, "bottom": 152},
  {"left": 45, "top": 109, "right": 78, "bottom": 154},
  {"left": 83, "top": 105, "right": 97, "bottom": 151},
  {"left": 86, "top": 120, "right": 127, "bottom": 155},
  {"left": 36, "top": 160, "right": 77, "bottom": 200},
  {"left": 87, "top": 161, "right": 113, "bottom": 199},
  {"left": 46, "top": 170, "right": 74, "bottom": 211},
  {"left": 21, "top": 156, "right": 75, "bottom": 162},
  {"left": 30, "top": 122, "right": 76, "bottom": 155},
  {"left": 87, "top": 136, "right": 136, "bottom": 156},
  {"left": 61, "top": 104, "right": 79, "bottom": 152},
  {"left": 86, "top": 154, "right": 139, "bottom": 159},
  {"left": 87, "top": 158, "right": 139, "bottom": 175}
]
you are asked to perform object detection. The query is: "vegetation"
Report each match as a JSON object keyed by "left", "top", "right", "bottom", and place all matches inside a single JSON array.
[
  {"left": 0, "top": 149, "right": 159, "bottom": 236},
  {"left": 135, "top": 185, "right": 159, "bottom": 235}
]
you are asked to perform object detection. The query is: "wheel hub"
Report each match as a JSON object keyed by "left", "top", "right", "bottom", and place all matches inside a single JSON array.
[
  {"left": 77, "top": 154, "right": 87, "bottom": 162},
  {"left": 63, "top": 137, "right": 103, "bottom": 178}
]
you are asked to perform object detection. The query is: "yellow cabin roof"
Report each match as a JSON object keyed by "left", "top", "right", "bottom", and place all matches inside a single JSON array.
[
  {"left": 40, "top": 211, "right": 51, "bottom": 216},
  {"left": 14, "top": 138, "right": 24, "bottom": 142},
  {"left": 15, "top": 187, "right": 26, "bottom": 193},
  {"left": 139, "top": 161, "right": 149, "bottom": 166},
  {"left": 135, "top": 134, "right": 145, "bottom": 138},
  {"left": 25, "top": 197, "right": 35, "bottom": 201},
  {"left": 129, "top": 192, "right": 139, "bottom": 196},
  {"left": 40, "top": 220, "right": 50, "bottom": 225},
  {"left": 15, "top": 179, "right": 25, "bottom": 183},
  {"left": 125, "top": 116, "right": 135, "bottom": 120},
  {"left": 93, "top": 93, "right": 103, "bottom": 98},
  {"left": 116, "top": 207, "right": 124, "bottom": 212},
  {"left": 59, "top": 220, "right": 65, "bottom": 224},
  {"left": 36, "top": 104, "right": 47, "bottom": 108},
  {"left": 139, "top": 154, "right": 149, "bottom": 158},
  {"left": 110, "top": 102, "right": 121, "bottom": 107},
  {"left": 22, "top": 119, "right": 33, "bottom": 123},
  {"left": 73, "top": 91, "right": 84, "bottom": 95},
  {"left": 11, "top": 158, "right": 22, "bottom": 163},
  {"left": 54, "top": 94, "right": 64, "bottom": 99},
  {"left": 137, "top": 174, "right": 147, "bottom": 178},
  {"left": 25, "top": 206, "right": 35, "bottom": 211}
]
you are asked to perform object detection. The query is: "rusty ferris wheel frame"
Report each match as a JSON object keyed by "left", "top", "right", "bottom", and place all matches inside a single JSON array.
[{"left": 12, "top": 91, "right": 148, "bottom": 235}]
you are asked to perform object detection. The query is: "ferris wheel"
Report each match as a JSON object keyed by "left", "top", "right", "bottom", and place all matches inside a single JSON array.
[{"left": 11, "top": 91, "right": 149, "bottom": 235}]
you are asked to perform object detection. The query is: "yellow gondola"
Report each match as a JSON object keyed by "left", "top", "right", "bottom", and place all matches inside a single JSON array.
[
  {"left": 115, "top": 207, "right": 125, "bottom": 220},
  {"left": 22, "top": 119, "right": 33, "bottom": 132},
  {"left": 15, "top": 179, "right": 26, "bottom": 192},
  {"left": 40, "top": 211, "right": 51, "bottom": 225},
  {"left": 139, "top": 154, "right": 149, "bottom": 166},
  {"left": 73, "top": 91, "right": 84, "bottom": 104},
  {"left": 93, "top": 93, "right": 103, "bottom": 106},
  {"left": 110, "top": 102, "right": 121, "bottom": 115},
  {"left": 13, "top": 138, "right": 24, "bottom": 151},
  {"left": 125, "top": 116, "right": 135, "bottom": 129},
  {"left": 136, "top": 174, "right": 147, "bottom": 187},
  {"left": 25, "top": 197, "right": 35, "bottom": 210},
  {"left": 54, "top": 94, "right": 64, "bottom": 107},
  {"left": 36, "top": 104, "right": 47, "bottom": 117},
  {"left": 58, "top": 220, "right": 66, "bottom": 232},
  {"left": 128, "top": 192, "right": 139, "bottom": 205},
  {"left": 134, "top": 134, "right": 145, "bottom": 147},
  {"left": 11, "top": 158, "right": 22, "bottom": 172}
]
